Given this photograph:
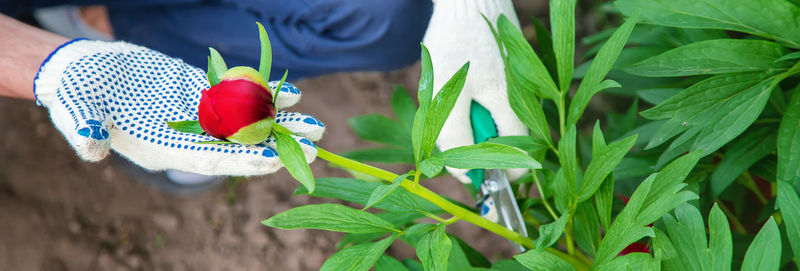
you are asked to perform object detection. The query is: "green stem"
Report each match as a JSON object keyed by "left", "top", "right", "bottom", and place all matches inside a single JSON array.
[
  {"left": 741, "top": 172, "right": 768, "bottom": 205},
  {"left": 558, "top": 96, "right": 567, "bottom": 136},
  {"left": 565, "top": 217, "right": 576, "bottom": 256},
  {"left": 716, "top": 200, "right": 748, "bottom": 235},
  {"left": 444, "top": 216, "right": 460, "bottom": 225},
  {"left": 533, "top": 171, "right": 559, "bottom": 220},
  {"left": 316, "top": 148, "right": 591, "bottom": 270},
  {"left": 317, "top": 148, "right": 533, "bottom": 247}
]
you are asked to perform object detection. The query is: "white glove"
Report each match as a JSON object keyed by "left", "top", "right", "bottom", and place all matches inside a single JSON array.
[
  {"left": 34, "top": 39, "right": 325, "bottom": 176},
  {"left": 423, "top": 0, "right": 529, "bottom": 184}
]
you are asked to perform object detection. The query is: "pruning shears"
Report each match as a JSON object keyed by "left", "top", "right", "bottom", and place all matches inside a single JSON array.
[{"left": 467, "top": 101, "right": 529, "bottom": 252}]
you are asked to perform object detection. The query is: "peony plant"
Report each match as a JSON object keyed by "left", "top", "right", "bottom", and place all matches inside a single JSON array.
[{"left": 164, "top": 0, "right": 800, "bottom": 268}]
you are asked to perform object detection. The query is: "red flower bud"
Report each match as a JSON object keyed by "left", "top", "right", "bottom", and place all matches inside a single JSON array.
[{"left": 198, "top": 66, "right": 275, "bottom": 144}]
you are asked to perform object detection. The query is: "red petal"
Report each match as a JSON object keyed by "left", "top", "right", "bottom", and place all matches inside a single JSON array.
[{"left": 198, "top": 80, "right": 274, "bottom": 139}]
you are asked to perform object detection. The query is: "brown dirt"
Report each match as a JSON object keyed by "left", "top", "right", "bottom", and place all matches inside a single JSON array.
[{"left": 0, "top": 66, "right": 519, "bottom": 271}]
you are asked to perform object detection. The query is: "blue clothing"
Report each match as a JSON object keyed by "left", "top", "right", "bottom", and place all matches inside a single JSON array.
[{"left": 4, "top": 0, "right": 433, "bottom": 80}]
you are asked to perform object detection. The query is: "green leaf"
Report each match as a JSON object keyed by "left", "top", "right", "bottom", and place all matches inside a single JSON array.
[
  {"left": 364, "top": 173, "right": 410, "bottom": 210},
  {"left": 776, "top": 51, "right": 800, "bottom": 63},
  {"left": 594, "top": 174, "right": 659, "bottom": 267},
  {"left": 567, "top": 14, "right": 637, "bottom": 127},
  {"left": 262, "top": 204, "right": 400, "bottom": 233},
  {"left": 491, "top": 260, "right": 529, "bottom": 271},
  {"left": 662, "top": 203, "right": 712, "bottom": 270},
  {"left": 558, "top": 126, "right": 579, "bottom": 203},
  {"left": 497, "top": 14, "right": 560, "bottom": 100},
  {"left": 206, "top": 48, "right": 227, "bottom": 86},
  {"left": 274, "top": 131, "right": 315, "bottom": 193},
  {"left": 256, "top": 22, "right": 272, "bottom": 81},
  {"left": 446, "top": 236, "right": 473, "bottom": 271},
  {"left": 595, "top": 173, "right": 614, "bottom": 231},
  {"left": 652, "top": 228, "right": 678, "bottom": 262},
  {"left": 708, "top": 204, "right": 733, "bottom": 271},
  {"left": 506, "top": 67, "right": 554, "bottom": 146},
  {"left": 551, "top": 0, "right": 576, "bottom": 93},
  {"left": 531, "top": 16, "right": 558, "bottom": 82},
  {"left": 413, "top": 44, "right": 435, "bottom": 165},
  {"left": 348, "top": 114, "right": 410, "bottom": 147},
  {"left": 595, "top": 152, "right": 702, "bottom": 266},
  {"left": 451, "top": 236, "right": 491, "bottom": 268},
  {"left": 430, "top": 142, "right": 541, "bottom": 171},
  {"left": 488, "top": 135, "right": 549, "bottom": 157},
  {"left": 295, "top": 178, "right": 439, "bottom": 213},
  {"left": 642, "top": 72, "right": 779, "bottom": 155},
  {"left": 778, "top": 89, "right": 800, "bottom": 188},
  {"left": 552, "top": 169, "right": 570, "bottom": 213},
  {"left": 375, "top": 255, "right": 409, "bottom": 271},
  {"left": 419, "top": 157, "right": 444, "bottom": 178},
  {"left": 421, "top": 62, "right": 470, "bottom": 160},
  {"left": 573, "top": 202, "right": 601, "bottom": 257},
  {"left": 514, "top": 249, "right": 575, "bottom": 271},
  {"left": 579, "top": 134, "right": 637, "bottom": 202},
  {"left": 167, "top": 120, "right": 205, "bottom": 135},
  {"left": 615, "top": 0, "right": 800, "bottom": 49},
  {"left": 416, "top": 224, "right": 451, "bottom": 271},
  {"left": 391, "top": 86, "right": 417, "bottom": 130},
  {"left": 596, "top": 253, "right": 659, "bottom": 271},
  {"left": 320, "top": 234, "right": 396, "bottom": 271},
  {"left": 741, "top": 217, "right": 781, "bottom": 271},
  {"left": 626, "top": 39, "right": 788, "bottom": 77},
  {"left": 689, "top": 76, "right": 777, "bottom": 155},
  {"left": 638, "top": 151, "right": 703, "bottom": 224},
  {"left": 272, "top": 69, "right": 288, "bottom": 104},
  {"left": 777, "top": 181, "right": 800, "bottom": 261},
  {"left": 402, "top": 259, "right": 425, "bottom": 271},
  {"left": 636, "top": 88, "right": 682, "bottom": 105},
  {"left": 711, "top": 126, "right": 777, "bottom": 197},
  {"left": 536, "top": 214, "right": 568, "bottom": 249}
]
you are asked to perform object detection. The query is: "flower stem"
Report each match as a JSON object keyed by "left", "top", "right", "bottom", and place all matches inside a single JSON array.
[
  {"left": 533, "top": 171, "right": 559, "bottom": 220},
  {"left": 318, "top": 148, "right": 532, "bottom": 245},
  {"left": 316, "top": 148, "right": 590, "bottom": 270}
]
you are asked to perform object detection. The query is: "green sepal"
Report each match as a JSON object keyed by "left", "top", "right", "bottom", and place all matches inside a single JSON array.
[
  {"left": 257, "top": 22, "right": 272, "bottom": 82},
  {"left": 167, "top": 120, "right": 205, "bottom": 135},
  {"left": 207, "top": 47, "right": 227, "bottom": 87},
  {"left": 273, "top": 69, "right": 288, "bottom": 104},
  {"left": 226, "top": 118, "right": 274, "bottom": 145}
]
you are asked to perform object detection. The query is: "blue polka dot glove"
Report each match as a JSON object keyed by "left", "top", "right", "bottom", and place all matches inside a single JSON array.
[{"left": 33, "top": 39, "right": 325, "bottom": 176}]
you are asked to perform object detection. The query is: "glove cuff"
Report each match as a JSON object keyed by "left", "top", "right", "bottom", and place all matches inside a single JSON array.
[
  {"left": 432, "top": 0, "right": 516, "bottom": 21},
  {"left": 33, "top": 39, "right": 146, "bottom": 106}
]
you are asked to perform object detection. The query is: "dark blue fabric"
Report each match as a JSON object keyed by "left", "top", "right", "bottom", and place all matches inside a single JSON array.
[
  {"left": 120, "top": 0, "right": 433, "bottom": 80},
  {"left": 4, "top": 0, "right": 433, "bottom": 80}
]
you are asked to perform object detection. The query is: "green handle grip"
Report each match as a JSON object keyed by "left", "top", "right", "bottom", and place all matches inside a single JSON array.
[{"left": 466, "top": 101, "right": 498, "bottom": 190}]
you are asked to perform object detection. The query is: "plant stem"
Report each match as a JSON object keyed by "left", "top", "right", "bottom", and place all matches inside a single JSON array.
[
  {"left": 558, "top": 96, "right": 567, "bottom": 136},
  {"left": 716, "top": 200, "right": 748, "bottom": 235},
  {"left": 444, "top": 216, "right": 460, "bottom": 225},
  {"left": 533, "top": 171, "right": 559, "bottom": 220},
  {"left": 316, "top": 148, "right": 591, "bottom": 270},
  {"left": 317, "top": 148, "right": 533, "bottom": 247},
  {"left": 565, "top": 217, "right": 576, "bottom": 256}
]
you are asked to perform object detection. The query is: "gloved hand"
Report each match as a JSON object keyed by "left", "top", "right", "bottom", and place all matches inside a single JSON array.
[
  {"left": 33, "top": 39, "right": 325, "bottom": 176},
  {"left": 423, "top": 0, "right": 529, "bottom": 184}
]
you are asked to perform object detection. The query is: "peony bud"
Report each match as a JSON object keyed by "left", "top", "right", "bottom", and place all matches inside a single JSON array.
[{"left": 198, "top": 66, "right": 275, "bottom": 144}]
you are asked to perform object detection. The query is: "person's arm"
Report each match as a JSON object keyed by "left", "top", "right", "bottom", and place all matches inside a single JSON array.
[{"left": 0, "top": 14, "right": 68, "bottom": 100}]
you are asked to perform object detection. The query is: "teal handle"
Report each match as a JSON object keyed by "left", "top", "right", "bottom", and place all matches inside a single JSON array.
[{"left": 466, "top": 101, "right": 498, "bottom": 190}]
